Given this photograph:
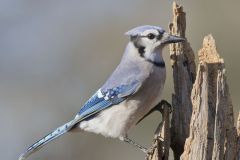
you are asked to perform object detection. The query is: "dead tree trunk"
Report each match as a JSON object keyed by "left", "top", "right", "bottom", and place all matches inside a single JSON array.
[
  {"left": 169, "top": 2, "right": 196, "bottom": 159},
  {"left": 146, "top": 2, "right": 240, "bottom": 160},
  {"left": 237, "top": 113, "right": 240, "bottom": 159},
  {"left": 146, "top": 104, "right": 170, "bottom": 160},
  {"left": 181, "top": 35, "right": 239, "bottom": 160}
]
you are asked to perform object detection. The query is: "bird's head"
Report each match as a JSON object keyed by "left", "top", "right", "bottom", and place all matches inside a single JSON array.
[{"left": 126, "top": 25, "right": 184, "bottom": 54}]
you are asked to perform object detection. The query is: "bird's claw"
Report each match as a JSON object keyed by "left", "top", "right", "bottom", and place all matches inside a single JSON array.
[
  {"left": 157, "top": 100, "right": 172, "bottom": 113},
  {"left": 144, "top": 143, "right": 158, "bottom": 160}
]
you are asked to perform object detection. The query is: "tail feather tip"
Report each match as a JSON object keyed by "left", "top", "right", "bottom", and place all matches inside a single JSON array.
[{"left": 18, "top": 153, "right": 26, "bottom": 160}]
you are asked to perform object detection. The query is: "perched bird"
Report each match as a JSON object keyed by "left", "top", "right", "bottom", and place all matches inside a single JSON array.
[{"left": 19, "top": 25, "right": 184, "bottom": 160}]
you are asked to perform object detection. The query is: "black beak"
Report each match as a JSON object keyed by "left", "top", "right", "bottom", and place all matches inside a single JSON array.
[{"left": 162, "top": 34, "right": 185, "bottom": 44}]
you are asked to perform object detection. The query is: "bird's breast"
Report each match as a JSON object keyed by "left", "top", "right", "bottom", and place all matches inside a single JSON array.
[{"left": 126, "top": 66, "right": 166, "bottom": 124}]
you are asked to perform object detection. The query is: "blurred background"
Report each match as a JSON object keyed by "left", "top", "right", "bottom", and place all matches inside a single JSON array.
[{"left": 1, "top": 0, "right": 239, "bottom": 160}]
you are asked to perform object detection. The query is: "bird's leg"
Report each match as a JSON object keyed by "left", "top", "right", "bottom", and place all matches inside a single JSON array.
[
  {"left": 136, "top": 99, "right": 172, "bottom": 125},
  {"left": 120, "top": 136, "right": 148, "bottom": 153},
  {"left": 157, "top": 99, "right": 172, "bottom": 113},
  {"left": 120, "top": 100, "right": 172, "bottom": 154}
]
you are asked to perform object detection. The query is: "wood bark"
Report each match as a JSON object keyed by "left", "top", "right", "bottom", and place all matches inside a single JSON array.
[
  {"left": 146, "top": 104, "right": 170, "bottom": 160},
  {"left": 237, "top": 112, "right": 240, "bottom": 160},
  {"left": 147, "top": 2, "right": 239, "bottom": 160},
  {"left": 180, "top": 35, "right": 238, "bottom": 160},
  {"left": 169, "top": 2, "right": 196, "bottom": 159}
]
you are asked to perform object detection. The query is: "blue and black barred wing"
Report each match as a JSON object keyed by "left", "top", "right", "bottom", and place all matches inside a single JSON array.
[
  {"left": 18, "top": 81, "right": 141, "bottom": 160},
  {"left": 77, "top": 80, "right": 141, "bottom": 120}
]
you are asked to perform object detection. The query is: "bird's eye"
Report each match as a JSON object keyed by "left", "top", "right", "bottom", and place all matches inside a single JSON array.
[{"left": 147, "top": 33, "right": 155, "bottom": 40}]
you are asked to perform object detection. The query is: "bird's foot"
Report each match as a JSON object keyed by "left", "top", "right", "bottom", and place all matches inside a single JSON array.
[
  {"left": 136, "top": 99, "right": 172, "bottom": 125},
  {"left": 144, "top": 143, "right": 159, "bottom": 160},
  {"left": 156, "top": 99, "right": 172, "bottom": 113}
]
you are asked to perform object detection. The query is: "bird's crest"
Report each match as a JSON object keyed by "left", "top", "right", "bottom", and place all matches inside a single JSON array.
[{"left": 125, "top": 25, "right": 165, "bottom": 37}]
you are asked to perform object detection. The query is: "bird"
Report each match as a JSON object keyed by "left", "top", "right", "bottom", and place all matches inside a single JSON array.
[{"left": 18, "top": 25, "right": 184, "bottom": 160}]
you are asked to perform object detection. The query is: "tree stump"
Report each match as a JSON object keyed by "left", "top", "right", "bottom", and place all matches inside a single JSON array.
[
  {"left": 146, "top": 104, "right": 170, "bottom": 160},
  {"left": 169, "top": 2, "right": 196, "bottom": 160},
  {"left": 181, "top": 35, "right": 238, "bottom": 160},
  {"left": 237, "top": 112, "right": 240, "bottom": 159},
  {"left": 147, "top": 2, "right": 240, "bottom": 160}
]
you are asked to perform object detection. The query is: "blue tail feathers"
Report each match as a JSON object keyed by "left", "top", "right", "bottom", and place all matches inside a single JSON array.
[{"left": 18, "top": 119, "right": 78, "bottom": 160}]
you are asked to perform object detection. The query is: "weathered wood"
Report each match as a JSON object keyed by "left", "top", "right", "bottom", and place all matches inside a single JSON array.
[
  {"left": 181, "top": 35, "right": 238, "bottom": 160},
  {"left": 146, "top": 2, "right": 239, "bottom": 160},
  {"left": 238, "top": 112, "right": 240, "bottom": 136},
  {"left": 169, "top": 2, "right": 196, "bottom": 159},
  {"left": 237, "top": 112, "right": 240, "bottom": 160},
  {"left": 146, "top": 104, "right": 170, "bottom": 160}
]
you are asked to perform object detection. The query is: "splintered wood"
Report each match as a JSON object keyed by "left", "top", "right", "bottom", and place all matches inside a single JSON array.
[
  {"left": 181, "top": 35, "right": 239, "bottom": 160},
  {"left": 237, "top": 113, "right": 240, "bottom": 160},
  {"left": 169, "top": 2, "right": 196, "bottom": 159},
  {"left": 147, "top": 2, "right": 196, "bottom": 160},
  {"left": 147, "top": 2, "right": 239, "bottom": 160},
  {"left": 146, "top": 104, "right": 170, "bottom": 160}
]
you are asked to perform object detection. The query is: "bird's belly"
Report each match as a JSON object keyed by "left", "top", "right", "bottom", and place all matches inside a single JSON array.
[
  {"left": 78, "top": 100, "right": 140, "bottom": 138},
  {"left": 79, "top": 68, "right": 165, "bottom": 138}
]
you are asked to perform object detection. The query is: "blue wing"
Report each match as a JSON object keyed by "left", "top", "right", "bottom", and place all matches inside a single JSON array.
[{"left": 77, "top": 80, "right": 141, "bottom": 120}]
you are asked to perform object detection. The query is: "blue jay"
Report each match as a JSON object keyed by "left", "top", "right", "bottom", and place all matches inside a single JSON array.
[{"left": 19, "top": 25, "right": 184, "bottom": 160}]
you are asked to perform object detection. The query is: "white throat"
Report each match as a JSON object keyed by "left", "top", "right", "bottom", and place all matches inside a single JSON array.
[
  {"left": 122, "top": 42, "right": 165, "bottom": 68},
  {"left": 144, "top": 46, "right": 164, "bottom": 64}
]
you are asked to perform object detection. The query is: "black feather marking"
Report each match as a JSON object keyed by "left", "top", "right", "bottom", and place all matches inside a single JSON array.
[
  {"left": 146, "top": 59, "right": 165, "bottom": 68},
  {"left": 138, "top": 46, "right": 145, "bottom": 57},
  {"left": 132, "top": 41, "right": 164, "bottom": 68},
  {"left": 132, "top": 41, "right": 145, "bottom": 57}
]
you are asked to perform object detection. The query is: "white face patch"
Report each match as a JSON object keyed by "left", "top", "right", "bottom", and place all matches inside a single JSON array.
[{"left": 138, "top": 29, "right": 163, "bottom": 52}]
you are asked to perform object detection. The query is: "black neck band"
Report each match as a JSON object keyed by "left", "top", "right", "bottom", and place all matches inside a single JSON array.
[{"left": 145, "top": 59, "right": 165, "bottom": 68}]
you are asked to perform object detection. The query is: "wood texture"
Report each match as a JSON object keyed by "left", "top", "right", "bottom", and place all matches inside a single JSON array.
[
  {"left": 169, "top": 2, "right": 196, "bottom": 159},
  {"left": 180, "top": 35, "right": 238, "bottom": 160},
  {"left": 147, "top": 2, "right": 239, "bottom": 160},
  {"left": 237, "top": 112, "right": 240, "bottom": 160},
  {"left": 146, "top": 104, "right": 170, "bottom": 160}
]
